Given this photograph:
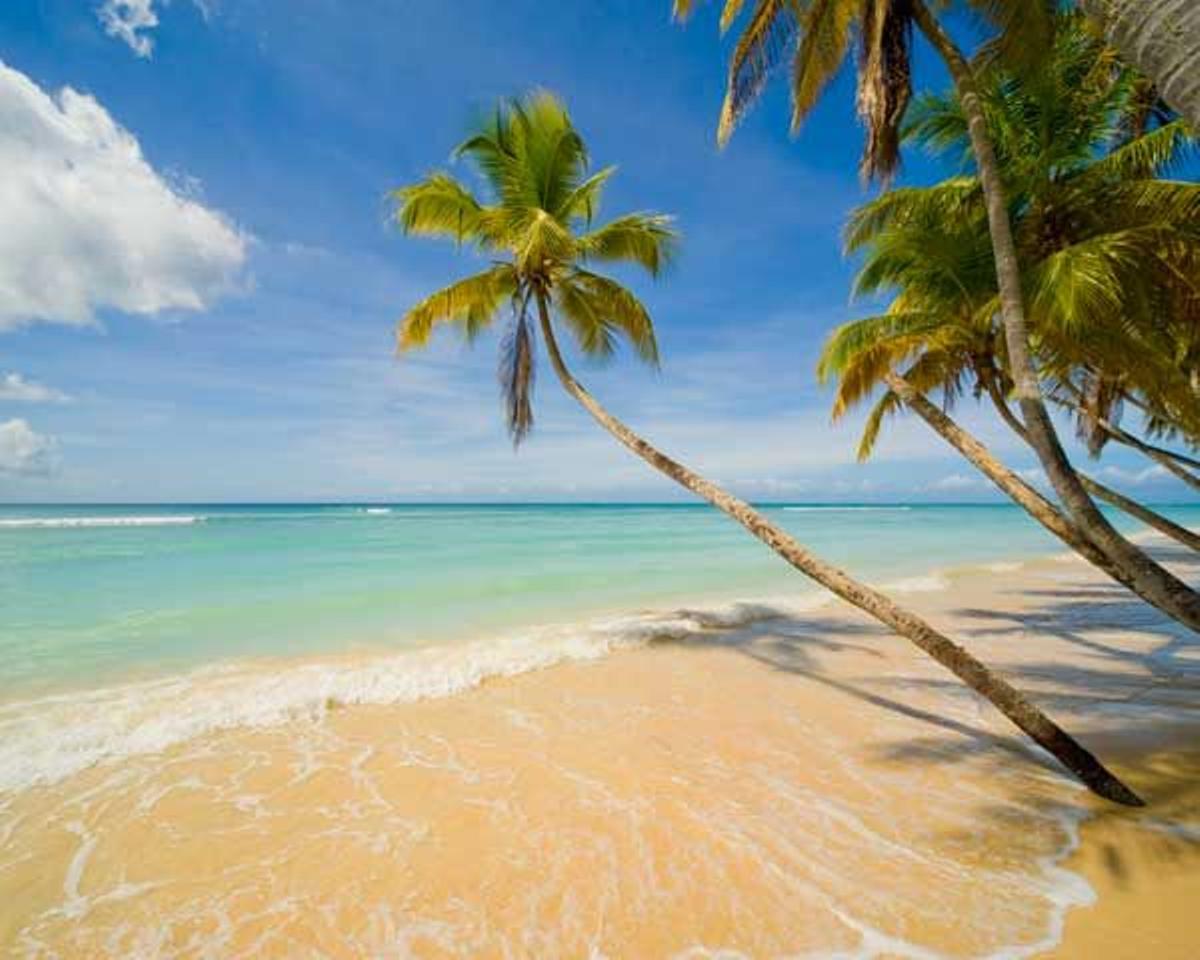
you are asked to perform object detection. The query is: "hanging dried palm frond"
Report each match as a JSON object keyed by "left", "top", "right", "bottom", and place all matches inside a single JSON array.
[
  {"left": 499, "top": 290, "right": 536, "bottom": 446},
  {"left": 856, "top": 0, "right": 913, "bottom": 184}
]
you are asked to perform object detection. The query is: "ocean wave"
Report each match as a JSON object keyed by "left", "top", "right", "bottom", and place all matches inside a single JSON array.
[
  {"left": 361, "top": 507, "right": 392, "bottom": 515},
  {"left": 0, "top": 596, "right": 828, "bottom": 794},
  {"left": 0, "top": 515, "right": 204, "bottom": 529}
]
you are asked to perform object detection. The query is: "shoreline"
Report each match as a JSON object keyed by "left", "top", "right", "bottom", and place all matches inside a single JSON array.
[
  {"left": 2, "top": 534, "right": 1198, "bottom": 956},
  {"left": 0, "top": 530, "right": 1116, "bottom": 794}
]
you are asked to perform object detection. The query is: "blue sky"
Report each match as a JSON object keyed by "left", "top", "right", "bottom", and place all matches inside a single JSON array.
[{"left": 0, "top": 0, "right": 1192, "bottom": 503}]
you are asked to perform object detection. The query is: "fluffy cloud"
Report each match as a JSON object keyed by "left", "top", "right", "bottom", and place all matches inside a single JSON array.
[
  {"left": 0, "top": 373, "right": 70, "bottom": 403},
  {"left": 0, "top": 60, "right": 247, "bottom": 330},
  {"left": 0, "top": 419, "right": 56, "bottom": 475}
]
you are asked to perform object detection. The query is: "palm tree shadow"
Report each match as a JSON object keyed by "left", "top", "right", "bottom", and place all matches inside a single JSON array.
[
  {"left": 656, "top": 609, "right": 1061, "bottom": 775},
  {"left": 655, "top": 544, "right": 1200, "bottom": 791}
]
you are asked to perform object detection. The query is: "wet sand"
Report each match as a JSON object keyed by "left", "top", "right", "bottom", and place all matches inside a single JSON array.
[{"left": 1, "top": 537, "right": 1197, "bottom": 957}]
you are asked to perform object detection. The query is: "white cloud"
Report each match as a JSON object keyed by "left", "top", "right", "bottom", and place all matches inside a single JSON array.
[
  {"left": 0, "top": 373, "right": 70, "bottom": 403},
  {"left": 98, "top": 0, "right": 159, "bottom": 57},
  {"left": 0, "top": 419, "right": 55, "bottom": 475},
  {"left": 928, "top": 472, "right": 986, "bottom": 492},
  {"left": 1097, "top": 463, "right": 1171, "bottom": 487},
  {"left": 97, "top": 1, "right": 214, "bottom": 57},
  {"left": 0, "top": 61, "right": 247, "bottom": 330}
]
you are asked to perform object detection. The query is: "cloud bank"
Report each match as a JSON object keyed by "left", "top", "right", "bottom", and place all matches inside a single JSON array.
[{"left": 0, "top": 61, "right": 247, "bottom": 330}]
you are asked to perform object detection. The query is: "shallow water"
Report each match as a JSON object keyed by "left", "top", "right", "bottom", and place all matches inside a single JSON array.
[
  {"left": 4, "top": 502, "right": 1195, "bottom": 793},
  {"left": 5, "top": 502, "right": 1192, "bottom": 694},
  {"left": 2, "top": 504, "right": 1198, "bottom": 957}
]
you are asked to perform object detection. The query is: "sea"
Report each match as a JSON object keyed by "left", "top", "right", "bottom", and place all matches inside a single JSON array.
[{"left": 1, "top": 501, "right": 1195, "bottom": 793}]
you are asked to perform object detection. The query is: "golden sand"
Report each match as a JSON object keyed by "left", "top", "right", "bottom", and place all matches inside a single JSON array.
[{"left": 1, "top": 541, "right": 1197, "bottom": 958}]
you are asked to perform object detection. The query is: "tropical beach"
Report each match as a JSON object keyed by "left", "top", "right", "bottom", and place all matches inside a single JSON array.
[
  {"left": 1, "top": 513, "right": 1198, "bottom": 957},
  {"left": 4, "top": 0, "right": 1200, "bottom": 957}
]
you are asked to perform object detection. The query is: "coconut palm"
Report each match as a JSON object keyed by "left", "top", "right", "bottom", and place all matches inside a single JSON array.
[
  {"left": 674, "top": 0, "right": 1200, "bottom": 630},
  {"left": 392, "top": 91, "right": 1140, "bottom": 804},
  {"left": 817, "top": 30, "right": 1200, "bottom": 567},
  {"left": 894, "top": 23, "right": 1200, "bottom": 495}
]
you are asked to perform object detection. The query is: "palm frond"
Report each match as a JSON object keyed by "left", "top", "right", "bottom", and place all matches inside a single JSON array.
[
  {"left": 856, "top": 388, "right": 903, "bottom": 461},
  {"left": 718, "top": 0, "right": 804, "bottom": 146},
  {"left": 790, "top": 0, "right": 858, "bottom": 137},
  {"left": 393, "top": 173, "right": 487, "bottom": 244},
  {"left": 844, "top": 179, "right": 980, "bottom": 252},
  {"left": 499, "top": 295, "right": 536, "bottom": 445},
  {"left": 578, "top": 213, "right": 678, "bottom": 276},
  {"left": 855, "top": 0, "right": 913, "bottom": 184},
  {"left": 556, "top": 166, "right": 616, "bottom": 225},
  {"left": 397, "top": 265, "right": 517, "bottom": 351},
  {"left": 1076, "top": 120, "right": 1195, "bottom": 184},
  {"left": 558, "top": 270, "right": 660, "bottom": 365}
]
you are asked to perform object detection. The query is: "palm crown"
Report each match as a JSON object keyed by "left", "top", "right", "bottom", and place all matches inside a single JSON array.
[
  {"left": 817, "top": 19, "right": 1200, "bottom": 457},
  {"left": 673, "top": 0, "right": 1055, "bottom": 181},
  {"left": 394, "top": 91, "right": 677, "bottom": 443}
]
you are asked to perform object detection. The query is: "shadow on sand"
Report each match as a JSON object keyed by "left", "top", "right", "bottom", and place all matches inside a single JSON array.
[{"left": 655, "top": 542, "right": 1200, "bottom": 874}]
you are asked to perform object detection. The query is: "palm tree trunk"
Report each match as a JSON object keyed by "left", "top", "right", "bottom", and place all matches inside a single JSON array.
[
  {"left": 910, "top": 0, "right": 1200, "bottom": 634},
  {"left": 1077, "top": 0, "right": 1200, "bottom": 130},
  {"left": 883, "top": 374, "right": 1136, "bottom": 584},
  {"left": 533, "top": 291, "right": 1142, "bottom": 806},
  {"left": 1079, "top": 412, "right": 1200, "bottom": 494},
  {"left": 984, "top": 381, "right": 1200, "bottom": 553},
  {"left": 1081, "top": 476, "right": 1200, "bottom": 552},
  {"left": 1050, "top": 383, "right": 1200, "bottom": 490}
]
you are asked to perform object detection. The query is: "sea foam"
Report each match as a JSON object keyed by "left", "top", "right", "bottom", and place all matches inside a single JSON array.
[
  {"left": 0, "top": 515, "right": 203, "bottom": 529},
  {"left": 0, "top": 597, "right": 823, "bottom": 794}
]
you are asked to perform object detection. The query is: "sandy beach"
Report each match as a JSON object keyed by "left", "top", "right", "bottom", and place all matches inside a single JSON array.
[{"left": 2, "top": 535, "right": 1198, "bottom": 958}]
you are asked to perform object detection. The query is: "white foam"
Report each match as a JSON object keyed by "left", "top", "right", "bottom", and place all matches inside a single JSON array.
[
  {"left": 883, "top": 573, "right": 949, "bottom": 594},
  {"left": 0, "top": 597, "right": 827, "bottom": 794},
  {"left": 0, "top": 515, "right": 202, "bottom": 529},
  {"left": 362, "top": 507, "right": 392, "bottom": 515}
]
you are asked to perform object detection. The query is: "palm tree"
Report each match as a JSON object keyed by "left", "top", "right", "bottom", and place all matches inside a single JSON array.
[
  {"left": 818, "top": 33, "right": 1200, "bottom": 568},
  {"left": 392, "top": 91, "right": 1140, "bottom": 804},
  {"left": 674, "top": 0, "right": 1200, "bottom": 630},
  {"left": 1077, "top": 0, "right": 1200, "bottom": 128}
]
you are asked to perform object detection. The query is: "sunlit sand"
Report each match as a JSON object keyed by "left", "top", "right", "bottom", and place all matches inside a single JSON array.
[{"left": 2, "top": 538, "right": 1197, "bottom": 958}]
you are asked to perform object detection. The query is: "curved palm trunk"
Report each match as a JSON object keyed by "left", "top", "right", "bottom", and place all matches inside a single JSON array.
[
  {"left": 1121, "top": 395, "right": 1200, "bottom": 469},
  {"left": 1052, "top": 385, "right": 1200, "bottom": 491},
  {"left": 885, "top": 372, "right": 1200, "bottom": 580},
  {"left": 884, "top": 375, "right": 1151, "bottom": 584},
  {"left": 1078, "top": 0, "right": 1200, "bottom": 130},
  {"left": 910, "top": 0, "right": 1200, "bottom": 634},
  {"left": 1093, "top": 417, "right": 1200, "bottom": 493},
  {"left": 989, "top": 385, "right": 1200, "bottom": 552},
  {"left": 533, "top": 293, "right": 1142, "bottom": 806},
  {"left": 1081, "top": 476, "right": 1200, "bottom": 552}
]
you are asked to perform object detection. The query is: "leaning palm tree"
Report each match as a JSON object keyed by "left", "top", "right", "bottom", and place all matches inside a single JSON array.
[
  {"left": 392, "top": 90, "right": 1140, "bottom": 804},
  {"left": 818, "top": 32, "right": 1200, "bottom": 572},
  {"left": 674, "top": 0, "right": 1200, "bottom": 630}
]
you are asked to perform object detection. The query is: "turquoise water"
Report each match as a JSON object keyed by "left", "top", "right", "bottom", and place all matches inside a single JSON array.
[
  {"left": 2, "top": 501, "right": 1197, "bottom": 792},
  {"left": 4, "top": 501, "right": 1197, "bottom": 698}
]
